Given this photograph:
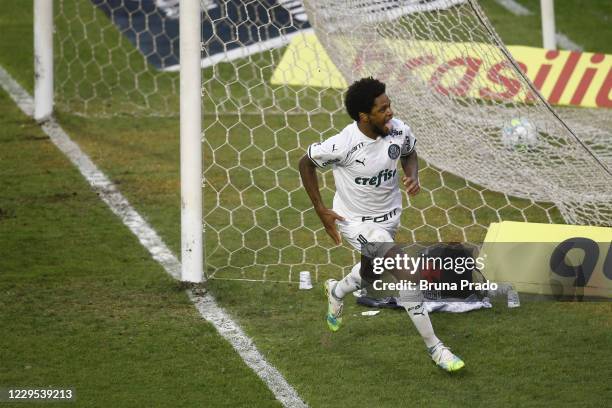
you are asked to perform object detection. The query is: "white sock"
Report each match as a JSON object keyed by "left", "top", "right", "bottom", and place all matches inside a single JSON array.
[
  {"left": 398, "top": 289, "right": 440, "bottom": 349},
  {"left": 332, "top": 262, "right": 362, "bottom": 299}
]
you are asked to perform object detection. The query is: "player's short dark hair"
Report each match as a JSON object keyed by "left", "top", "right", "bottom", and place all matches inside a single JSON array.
[{"left": 344, "top": 77, "right": 386, "bottom": 122}]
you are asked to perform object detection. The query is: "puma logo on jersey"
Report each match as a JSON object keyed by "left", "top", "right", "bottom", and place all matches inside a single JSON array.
[
  {"left": 355, "top": 158, "right": 366, "bottom": 166},
  {"left": 354, "top": 169, "right": 397, "bottom": 187}
]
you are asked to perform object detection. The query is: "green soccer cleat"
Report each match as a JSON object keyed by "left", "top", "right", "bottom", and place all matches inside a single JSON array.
[
  {"left": 324, "top": 279, "right": 343, "bottom": 332},
  {"left": 429, "top": 342, "right": 465, "bottom": 373}
]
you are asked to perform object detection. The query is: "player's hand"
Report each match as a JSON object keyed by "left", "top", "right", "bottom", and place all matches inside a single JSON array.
[
  {"left": 402, "top": 175, "right": 420, "bottom": 196},
  {"left": 315, "top": 207, "right": 345, "bottom": 245}
]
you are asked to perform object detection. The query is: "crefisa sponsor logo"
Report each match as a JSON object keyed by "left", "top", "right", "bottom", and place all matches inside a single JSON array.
[{"left": 354, "top": 169, "right": 397, "bottom": 187}]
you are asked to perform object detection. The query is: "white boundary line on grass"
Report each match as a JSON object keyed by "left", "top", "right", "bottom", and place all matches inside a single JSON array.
[
  {"left": 554, "top": 33, "right": 582, "bottom": 53},
  {"left": 0, "top": 65, "right": 308, "bottom": 408},
  {"left": 494, "top": 0, "right": 531, "bottom": 16}
]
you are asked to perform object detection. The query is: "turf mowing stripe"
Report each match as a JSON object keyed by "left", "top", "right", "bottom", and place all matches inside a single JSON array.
[{"left": 0, "top": 64, "right": 308, "bottom": 408}]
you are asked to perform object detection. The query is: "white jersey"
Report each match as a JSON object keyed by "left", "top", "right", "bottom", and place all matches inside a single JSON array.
[{"left": 308, "top": 118, "right": 416, "bottom": 221}]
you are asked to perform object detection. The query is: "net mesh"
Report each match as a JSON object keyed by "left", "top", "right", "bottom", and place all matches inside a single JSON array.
[
  {"left": 55, "top": 0, "right": 611, "bottom": 282},
  {"left": 56, "top": 0, "right": 180, "bottom": 115}
]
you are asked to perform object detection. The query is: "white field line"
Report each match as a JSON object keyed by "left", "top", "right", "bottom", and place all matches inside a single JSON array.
[
  {"left": 494, "top": 0, "right": 531, "bottom": 15},
  {"left": 554, "top": 33, "right": 582, "bottom": 52},
  {"left": 494, "top": 0, "right": 583, "bottom": 51},
  {"left": 0, "top": 65, "right": 307, "bottom": 408}
]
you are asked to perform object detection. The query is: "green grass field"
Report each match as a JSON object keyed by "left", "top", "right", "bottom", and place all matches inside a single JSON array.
[
  {"left": 0, "top": 92, "right": 281, "bottom": 407},
  {"left": 1, "top": 0, "right": 611, "bottom": 407}
]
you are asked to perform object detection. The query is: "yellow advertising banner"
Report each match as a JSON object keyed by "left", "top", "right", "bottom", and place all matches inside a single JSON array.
[
  {"left": 270, "top": 33, "right": 611, "bottom": 109},
  {"left": 481, "top": 221, "right": 612, "bottom": 298}
]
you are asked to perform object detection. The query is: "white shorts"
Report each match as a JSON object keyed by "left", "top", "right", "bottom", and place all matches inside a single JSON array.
[{"left": 336, "top": 214, "right": 400, "bottom": 258}]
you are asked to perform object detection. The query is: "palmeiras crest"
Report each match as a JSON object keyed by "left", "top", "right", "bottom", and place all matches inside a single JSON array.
[{"left": 388, "top": 144, "right": 400, "bottom": 159}]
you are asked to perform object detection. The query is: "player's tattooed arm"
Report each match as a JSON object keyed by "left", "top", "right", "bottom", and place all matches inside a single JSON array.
[
  {"left": 298, "top": 155, "right": 345, "bottom": 245},
  {"left": 401, "top": 149, "right": 420, "bottom": 196}
]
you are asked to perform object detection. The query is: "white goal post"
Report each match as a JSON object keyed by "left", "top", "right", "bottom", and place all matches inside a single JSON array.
[
  {"left": 34, "top": 0, "right": 54, "bottom": 122},
  {"left": 540, "top": 0, "right": 556, "bottom": 50},
  {"left": 179, "top": 0, "right": 204, "bottom": 283}
]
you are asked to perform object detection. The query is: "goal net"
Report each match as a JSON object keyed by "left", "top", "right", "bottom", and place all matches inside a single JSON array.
[{"left": 55, "top": 0, "right": 611, "bottom": 282}]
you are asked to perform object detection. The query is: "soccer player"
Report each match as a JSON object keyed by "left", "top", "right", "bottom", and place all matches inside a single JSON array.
[{"left": 298, "top": 77, "right": 465, "bottom": 372}]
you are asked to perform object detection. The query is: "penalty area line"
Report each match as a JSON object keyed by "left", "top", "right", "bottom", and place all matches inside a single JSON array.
[{"left": 0, "top": 65, "right": 308, "bottom": 408}]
